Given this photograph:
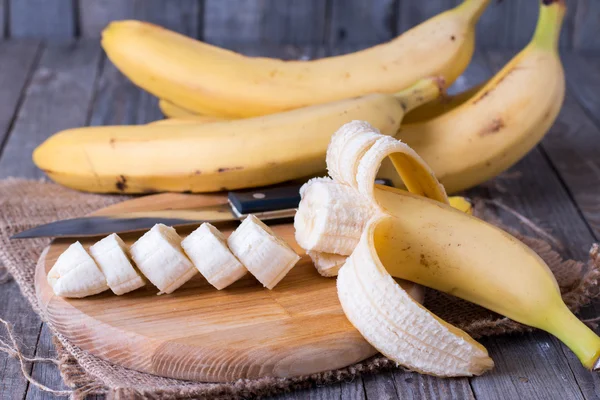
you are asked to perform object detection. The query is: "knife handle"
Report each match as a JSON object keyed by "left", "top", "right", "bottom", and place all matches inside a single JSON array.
[
  {"left": 227, "top": 178, "right": 394, "bottom": 216},
  {"left": 228, "top": 183, "right": 303, "bottom": 215}
]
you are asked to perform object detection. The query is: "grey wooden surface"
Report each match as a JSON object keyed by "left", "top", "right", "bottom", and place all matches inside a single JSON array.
[
  {"left": 0, "top": 39, "right": 600, "bottom": 399},
  {"left": 0, "top": 0, "right": 599, "bottom": 51}
]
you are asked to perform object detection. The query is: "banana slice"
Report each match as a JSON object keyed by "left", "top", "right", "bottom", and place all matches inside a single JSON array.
[
  {"left": 89, "top": 233, "right": 146, "bottom": 295},
  {"left": 181, "top": 223, "right": 247, "bottom": 290},
  {"left": 306, "top": 251, "right": 347, "bottom": 277},
  {"left": 228, "top": 214, "right": 300, "bottom": 289},
  {"left": 326, "top": 121, "right": 383, "bottom": 187},
  {"left": 47, "top": 242, "right": 109, "bottom": 298},
  {"left": 130, "top": 224, "right": 197, "bottom": 294},
  {"left": 337, "top": 214, "right": 494, "bottom": 376},
  {"left": 294, "top": 177, "right": 374, "bottom": 255}
]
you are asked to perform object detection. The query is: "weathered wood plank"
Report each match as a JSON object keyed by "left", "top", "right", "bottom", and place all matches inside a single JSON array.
[
  {"left": 89, "top": 58, "right": 161, "bottom": 127},
  {"left": 0, "top": 0, "right": 5, "bottom": 38},
  {"left": 329, "top": 0, "right": 397, "bottom": 47},
  {"left": 0, "top": 41, "right": 41, "bottom": 155},
  {"left": 0, "top": 41, "right": 102, "bottom": 179},
  {"left": 203, "top": 0, "right": 327, "bottom": 47},
  {"left": 0, "top": 280, "right": 43, "bottom": 400},
  {"left": 341, "top": 378, "right": 366, "bottom": 400},
  {"left": 476, "top": 0, "right": 512, "bottom": 49},
  {"left": 363, "top": 371, "right": 399, "bottom": 400},
  {"left": 472, "top": 332, "right": 585, "bottom": 400},
  {"left": 397, "top": 0, "right": 455, "bottom": 34},
  {"left": 78, "top": 0, "right": 201, "bottom": 38},
  {"left": 24, "top": 324, "right": 70, "bottom": 400},
  {"left": 393, "top": 371, "right": 475, "bottom": 399},
  {"left": 9, "top": 0, "right": 75, "bottom": 38},
  {"left": 573, "top": 0, "right": 600, "bottom": 51}
]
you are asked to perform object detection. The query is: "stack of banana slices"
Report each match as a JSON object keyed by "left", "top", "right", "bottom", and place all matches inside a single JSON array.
[
  {"left": 295, "top": 120, "right": 600, "bottom": 377},
  {"left": 48, "top": 215, "right": 300, "bottom": 298}
]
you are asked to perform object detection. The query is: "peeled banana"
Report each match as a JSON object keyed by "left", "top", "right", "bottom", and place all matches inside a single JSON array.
[
  {"left": 33, "top": 79, "right": 441, "bottom": 194},
  {"left": 380, "top": 0, "right": 566, "bottom": 193},
  {"left": 89, "top": 233, "right": 146, "bottom": 295},
  {"left": 306, "top": 251, "right": 347, "bottom": 278},
  {"left": 50, "top": 213, "right": 302, "bottom": 297},
  {"left": 102, "top": 0, "right": 489, "bottom": 118},
  {"left": 129, "top": 223, "right": 197, "bottom": 294},
  {"left": 47, "top": 242, "right": 109, "bottom": 298},
  {"left": 181, "top": 223, "right": 247, "bottom": 290},
  {"left": 295, "top": 118, "right": 600, "bottom": 374},
  {"left": 228, "top": 215, "right": 300, "bottom": 289}
]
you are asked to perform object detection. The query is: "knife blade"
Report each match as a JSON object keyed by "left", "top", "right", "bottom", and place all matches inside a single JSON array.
[{"left": 11, "top": 183, "right": 302, "bottom": 239}]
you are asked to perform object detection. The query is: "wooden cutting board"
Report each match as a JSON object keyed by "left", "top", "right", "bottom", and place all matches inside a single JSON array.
[{"left": 34, "top": 192, "right": 377, "bottom": 382}]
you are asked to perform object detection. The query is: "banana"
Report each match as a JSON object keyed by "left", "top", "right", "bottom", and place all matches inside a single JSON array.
[
  {"left": 101, "top": 0, "right": 489, "bottom": 118},
  {"left": 33, "top": 78, "right": 441, "bottom": 194},
  {"left": 181, "top": 223, "right": 247, "bottom": 290},
  {"left": 402, "top": 81, "right": 486, "bottom": 124},
  {"left": 47, "top": 242, "right": 109, "bottom": 298},
  {"left": 147, "top": 117, "right": 223, "bottom": 126},
  {"left": 89, "top": 233, "right": 146, "bottom": 295},
  {"left": 228, "top": 214, "right": 300, "bottom": 289},
  {"left": 303, "top": 115, "right": 600, "bottom": 372},
  {"left": 306, "top": 251, "right": 347, "bottom": 277},
  {"left": 380, "top": 0, "right": 566, "bottom": 193},
  {"left": 158, "top": 100, "right": 206, "bottom": 119},
  {"left": 338, "top": 222, "right": 493, "bottom": 376},
  {"left": 294, "top": 177, "right": 374, "bottom": 256},
  {"left": 129, "top": 223, "right": 197, "bottom": 294},
  {"left": 371, "top": 186, "right": 600, "bottom": 370},
  {"left": 318, "top": 121, "right": 494, "bottom": 375}
]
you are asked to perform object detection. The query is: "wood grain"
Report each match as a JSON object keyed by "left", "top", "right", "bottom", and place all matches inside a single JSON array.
[
  {"left": 0, "top": 280, "right": 43, "bottom": 400},
  {"left": 78, "top": 0, "right": 202, "bottom": 38},
  {"left": 203, "top": 0, "right": 327, "bottom": 47},
  {"left": 0, "top": 41, "right": 101, "bottom": 179},
  {"left": 0, "top": 0, "right": 5, "bottom": 38},
  {"left": 36, "top": 192, "right": 377, "bottom": 382},
  {"left": 398, "top": 0, "right": 455, "bottom": 34},
  {"left": 329, "top": 0, "right": 397, "bottom": 47},
  {"left": 573, "top": 0, "right": 600, "bottom": 51},
  {"left": 0, "top": 41, "right": 40, "bottom": 158},
  {"left": 8, "top": 0, "right": 75, "bottom": 38}
]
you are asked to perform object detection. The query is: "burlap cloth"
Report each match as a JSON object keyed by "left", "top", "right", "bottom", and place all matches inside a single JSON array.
[{"left": 1, "top": 178, "right": 599, "bottom": 399}]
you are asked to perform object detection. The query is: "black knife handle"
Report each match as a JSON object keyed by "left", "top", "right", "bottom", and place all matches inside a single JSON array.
[
  {"left": 227, "top": 178, "right": 394, "bottom": 216},
  {"left": 228, "top": 183, "right": 303, "bottom": 215}
]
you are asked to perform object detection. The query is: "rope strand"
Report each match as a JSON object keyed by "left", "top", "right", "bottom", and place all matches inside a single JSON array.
[{"left": 0, "top": 318, "right": 72, "bottom": 397}]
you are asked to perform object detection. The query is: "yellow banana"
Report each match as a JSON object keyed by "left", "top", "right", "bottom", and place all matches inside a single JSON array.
[
  {"left": 101, "top": 0, "right": 489, "bottom": 118},
  {"left": 33, "top": 79, "right": 441, "bottom": 193},
  {"left": 380, "top": 0, "right": 566, "bottom": 193},
  {"left": 158, "top": 100, "right": 210, "bottom": 119},
  {"left": 147, "top": 117, "right": 223, "bottom": 126},
  {"left": 402, "top": 81, "right": 486, "bottom": 124},
  {"left": 297, "top": 118, "right": 600, "bottom": 373},
  {"left": 372, "top": 185, "right": 600, "bottom": 370}
]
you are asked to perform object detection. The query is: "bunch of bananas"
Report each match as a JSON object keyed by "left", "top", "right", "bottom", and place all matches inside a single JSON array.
[
  {"left": 39, "top": 0, "right": 598, "bottom": 379},
  {"left": 33, "top": 0, "right": 564, "bottom": 196}
]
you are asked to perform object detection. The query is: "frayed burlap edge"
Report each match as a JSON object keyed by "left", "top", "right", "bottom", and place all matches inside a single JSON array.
[{"left": 1, "top": 178, "right": 599, "bottom": 399}]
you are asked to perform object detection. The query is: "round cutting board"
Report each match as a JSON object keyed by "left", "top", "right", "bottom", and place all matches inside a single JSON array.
[{"left": 35, "top": 193, "right": 377, "bottom": 382}]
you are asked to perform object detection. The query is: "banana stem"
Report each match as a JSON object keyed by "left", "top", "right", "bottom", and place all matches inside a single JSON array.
[
  {"left": 531, "top": 0, "right": 566, "bottom": 51},
  {"left": 393, "top": 77, "right": 444, "bottom": 114},
  {"left": 541, "top": 303, "right": 600, "bottom": 369}
]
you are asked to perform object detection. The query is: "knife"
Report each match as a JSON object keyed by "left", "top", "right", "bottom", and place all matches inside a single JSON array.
[
  {"left": 11, "top": 183, "right": 303, "bottom": 239},
  {"left": 11, "top": 179, "right": 394, "bottom": 239}
]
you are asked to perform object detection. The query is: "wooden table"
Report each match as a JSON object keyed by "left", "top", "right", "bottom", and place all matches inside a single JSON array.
[{"left": 1, "top": 40, "right": 599, "bottom": 400}]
